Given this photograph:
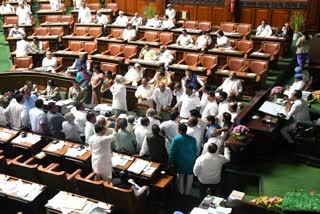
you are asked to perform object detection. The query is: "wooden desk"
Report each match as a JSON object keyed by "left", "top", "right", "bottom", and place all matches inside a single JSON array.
[
  {"left": 208, "top": 48, "right": 245, "bottom": 66},
  {"left": 0, "top": 174, "right": 46, "bottom": 214},
  {"left": 210, "top": 31, "right": 243, "bottom": 39},
  {"left": 91, "top": 54, "right": 125, "bottom": 65},
  {"left": 45, "top": 191, "right": 114, "bottom": 214},
  {"left": 0, "top": 127, "right": 19, "bottom": 142},
  {"left": 53, "top": 50, "right": 88, "bottom": 68},
  {"left": 61, "top": 35, "right": 94, "bottom": 49},
  {"left": 137, "top": 26, "right": 164, "bottom": 38},
  {"left": 27, "top": 35, "right": 60, "bottom": 51},
  {"left": 251, "top": 36, "right": 287, "bottom": 57},
  {"left": 10, "top": 132, "right": 44, "bottom": 155},
  {"left": 128, "top": 40, "right": 162, "bottom": 49},
  {"left": 97, "top": 37, "right": 124, "bottom": 52},
  {"left": 168, "top": 64, "right": 206, "bottom": 82},
  {"left": 3, "top": 23, "right": 33, "bottom": 38},
  {"left": 70, "top": 9, "right": 97, "bottom": 23},
  {"left": 167, "top": 44, "right": 201, "bottom": 61},
  {"left": 40, "top": 22, "right": 71, "bottom": 35},
  {"left": 36, "top": 10, "right": 64, "bottom": 24},
  {"left": 129, "top": 58, "right": 164, "bottom": 70},
  {"left": 112, "top": 152, "right": 135, "bottom": 171}
]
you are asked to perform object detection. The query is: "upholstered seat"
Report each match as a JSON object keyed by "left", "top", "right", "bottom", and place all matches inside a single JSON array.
[
  {"left": 139, "top": 31, "right": 160, "bottom": 42},
  {"left": 178, "top": 53, "right": 201, "bottom": 66},
  {"left": 32, "top": 27, "right": 50, "bottom": 36},
  {"left": 159, "top": 32, "right": 174, "bottom": 45},
  {"left": 198, "top": 21, "right": 212, "bottom": 31},
  {"left": 102, "top": 43, "right": 123, "bottom": 56},
  {"left": 235, "top": 40, "right": 253, "bottom": 58},
  {"left": 237, "top": 23, "right": 252, "bottom": 39},
  {"left": 49, "top": 26, "right": 64, "bottom": 37},
  {"left": 12, "top": 56, "right": 33, "bottom": 70},
  {"left": 46, "top": 15, "right": 60, "bottom": 23},
  {"left": 84, "top": 41, "right": 98, "bottom": 59},
  {"left": 247, "top": 60, "right": 269, "bottom": 84},
  {"left": 260, "top": 42, "right": 281, "bottom": 62},
  {"left": 4, "top": 16, "right": 18, "bottom": 25},
  {"left": 88, "top": 27, "right": 103, "bottom": 38},
  {"left": 183, "top": 20, "right": 198, "bottom": 29},
  {"left": 87, "top": 3, "right": 100, "bottom": 10},
  {"left": 221, "top": 57, "right": 246, "bottom": 72},
  {"left": 200, "top": 55, "right": 218, "bottom": 76},
  {"left": 122, "top": 45, "right": 138, "bottom": 64},
  {"left": 101, "top": 62, "right": 119, "bottom": 74},
  {"left": 64, "top": 41, "right": 84, "bottom": 52},
  {"left": 220, "top": 22, "right": 236, "bottom": 32},
  {"left": 106, "top": 3, "right": 119, "bottom": 15},
  {"left": 11, "top": 156, "right": 39, "bottom": 182},
  {"left": 60, "top": 15, "right": 74, "bottom": 25},
  {"left": 73, "top": 26, "right": 88, "bottom": 36},
  {"left": 75, "top": 172, "right": 105, "bottom": 201},
  {"left": 107, "top": 28, "right": 124, "bottom": 39}
]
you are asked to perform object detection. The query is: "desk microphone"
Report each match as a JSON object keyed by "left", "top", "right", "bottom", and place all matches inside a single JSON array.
[{"left": 128, "top": 179, "right": 140, "bottom": 189}]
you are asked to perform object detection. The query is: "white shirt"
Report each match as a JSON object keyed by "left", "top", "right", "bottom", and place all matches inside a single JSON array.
[
  {"left": 217, "top": 78, "right": 243, "bottom": 94},
  {"left": 96, "top": 14, "right": 109, "bottom": 25},
  {"left": 217, "top": 100, "right": 229, "bottom": 125},
  {"left": 187, "top": 125, "right": 203, "bottom": 155},
  {"left": 0, "top": 4, "right": 14, "bottom": 14},
  {"left": 9, "top": 27, "right": 25, "bottom": 37},
  {"left": 122, "top": 28, "right": 136, "bottom": 41},
  {"left": 146, "top": 18, "right": 161, "bottom": 28},
  {"left": 74, "top": 0, "right": 82, "bottom": 9},
  {"left": 217, "top": 36, "right": 232, "bottom": 49},
  {"left": 153, "top": 87, "right": 173, "bottom": 112},
  {"left": 193, "top": 147, "right": 230, "bottom": 184},
  {"left": 200, "top": 93, "right": 208, "bottom": 113},
  {"left": 202, "top": 136, "right": 224, "bottom": 155},
  {"left": 78, "top": 6, "right": 91, "bottom": 23},
  {"left": 89, "top": 131, "right": 117, "bottom": 180},
  {"left": 256, "top": 24, "right": 273, "bottom": 37},
  {"left": 130, "top": 16, "right": 142, "bottom": 26},
  {"left": 176, "top": 34, "right": 193, "bottom": 47},
  {"left": 0, "top": 107, "right": 7, "bottom": 126},
  {"left": 16, "top": 6, "right": 31, "bottom": 25},
  {"left": 159, "top": 120, "right": 178, "bottom": 143},
  {"left": 62, "top": 121, "right": 81, "bottom": 142},
  {"left": 42, "top": 57, "right": 57, "bottom": 71},
  {"left": 29, "top": 107, "right": 48, "bottom": 134},
  {"left": 201, "top": 100, "right": 218, "bottom": 121},
  {"left": 70, "top": 108, "right": 87, "bottom": 136},
  {"left": 16, "top": 39, "right": 37, "bottom": 57},
  {"left": 110, "top": 83, "right": 127, "bottom": 111},
  {"left": 196, "top": 35, "right": 212, "bottom": 49},
  {"left": 158, "top": 49, "right": 174, "bottom": 67},
  {"left": 134, "top": 125, "right": 150, "bottom": 152},
  {"left": 124, "top": 67, "right": 143, "bottom": 83},
  {"left": 135, "top": 85, "right": 154, "bottom": 107},
  {"left": 113, "top": 15, "right": 128, "bottom": 26},
  {"left": 286, "top": 80, "right": 306, "bottom": 99},
  {"left": 4, "top": 102, "right": 28, "bottom": 130},
  {"left": 85, "top": 121, "right": 95, "bottom": 144},
  {"left": 177, "top": 93, "right": 201, "bottom": 118},
  {"left": 165, "top": 8, "right": 176, "bottom": 20},
  {"left": 287, "top": 99, "right": 310, "bottom": 121},
  {"left": 161, "top": 19, "right": 174, "bottom": 29},
  {"left": 50, "top": 0, "right": 61, "bottom": 11}
]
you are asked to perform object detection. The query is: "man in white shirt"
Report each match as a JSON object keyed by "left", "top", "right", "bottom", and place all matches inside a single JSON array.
[
  {"left": 95, "top": 10, "right": 109, "bottom": 36},
  {"left": 89, "top": 123, "right": 118, "bottom": 181},
  {"left": 8, "top": 24, "right": 25, "bottom": 38},
  {"left": 187, "top": 116, "right": 203, "bottom": 156},
  {"left": 201, "top": 91, "right": 219, "bottom": 121},
  {"left": 134, "top": 117, "right": 150, "bottom": 152},
  {"left": 85, "top": 112, "right": 96, "bottom": 145},
  {"left": 78, "top": 2, "right": 91, "bottom": 24},
  {"left": 29, "top": 99, "right": 48, "bottom": 134},
  {"left": 113, "top": 11, "right": 128, "bottom": 26},
  {"left": 284, "top": 74, "right": 305, "bottom": 99},
  {"left": 129, "top": 12, "right": 143, "bottom": 27},
  {"left": 196, "top": 31, "right": 212, "bottom": 50},
  {"left": 122, "top": 23, "right": 136, "bottom": 41},
  {"left": 159, "top": 111, "right": 179, "bottom": 147},
  {"left": 139, "top": 44, "right": 157, "bottom": 61},
  {"left": 157, "top": 45, "right": 174, "bottom": 67},
  {"left": 176, "top": 29, "right": 193, "bottom": 47},
  {"left": 71, "top": 102, "right": 87, "bottom": 143},
  {"left": 153, "top": 82, "right": 173, "bottom": 112},
  {"left": 217, "top": 92, "right": 229, "bottom": 125},
  {"left": 41, "top": 51, "right": 57, "bottom": 73},
  {"left": 15, "top": 36, "right": 38, "bottom": 57},
  {"left": 165, "top": 4, "right": 176, "bottom": 20},
  {"left": 216, "top": 71, "right": 243, "bottom": 96},
  {"left": 135, "top": 78, "right": 154, "bottom": 108},
  {"left": 146, "top": 14, "right": 161, "bottom": 28},
  {"left": 173, "top": 83, "right": 184, "bottom": 105},
  {"left": 110, "top": 75, "right": 127, "bottom": 114},
  {"left": 50, "top": 0, "right": 61, "bottom": 11},
  {"left": 161, "top": 15, "right": 174, "bottom": 30},
  {"left": 0, "top": 1, "right": 14, "bottom": 14},
  {"left": 256, "top": 19, "right": 273, "bottom": 37},
  {"left": 174, "top": 84, "right": 201, "bottom": 119},
  {"left": 281, "top": 90, "right": 310, "bottom": 144},
  {"left": 16, "top": 2, "right": 32, "bottom": 25},
  {"left": 215, "top": 31, "right": 232, "bottom": 49},
  {"left": 194, "top": 143, "right": 230, "bottom": 185},
  {"left": 4, "top": 93, "right": 28, "bottom": 130},
  {"left": 125, "top": 63, "right": 143, "bottom": 84},
  {"left": 73, "top": 0, "right": 82, "bottom": 9}
]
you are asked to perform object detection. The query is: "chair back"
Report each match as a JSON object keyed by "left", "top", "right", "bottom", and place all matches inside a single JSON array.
[
  {"left": 40, "top": 4, "right": 51, "bottom": 10},
  {"left": 236, "top": 40, "right": 253, "bottom": 53},
  {"left": 106, "top": 3, "right": 119, "bottom": 14},
  {"left": 249, "top": 60, "right": 268, "bottom": 73},
  {"left": 220, "top": 22, "right": 236, "bottom": 32},
  {"left": 198, "top": 21, "right": 212, "bottom": 31},
  {"left": 34, "top": 27, "right": 49, "bottom": 36},
  {"left": 88, "top": 27, "right": 102, "bottom": 38},
  {"left": 68, "top": 41, "right": 84, "bottom": 51},
  {"left": 74, "top": 26, "right": 88, "bottom": 36},
  {"left": 75, "top": 174, "right": 105, "bottom": 201},
  {"left": 110, "top": 28, "right": 124, "bottom": 38},
  {"left": 101, "top": 62, "right": 118, "bottom": 73},
  {"left": 46, "top": 15, "right": 60, "bottom": 23},
  {"left": 143, "top": 31, "right": 159, "bottom": 41},
  {"left": 159, "top": 32, "right": 173, "bottom": 45},
  {"left": 183, "top": 20, "right": 198, "bottom": 29},
  {"left": 262, "top": 42, "right": 280, "bottom": 54},
  {"left": 108, "top": 43, "right": 123, "bottom": 56},
  {"left": 42, "top": 41, "right": 50, "bottom": 51},
  {"left": 123, "top": 45, "right": 137, "bottom": 59},
  {"left": 184, "top": 53, "right": 200, "bottom": 65},
  {"left": 60, "top": 15, "right": 74, "bottom": 23},
  {"left": 87, "top": 3, "right": 100, "bottom": 10},
  {"left": 227, "top": 57, "right": 245, "bottom": 71},
  {"left": 37, "top": 165, "right": 68, "bottom": 194},
  {"left": 5, "top": 16, "right": 18, "bottom": 25},
  {"left": 237, "top": 24, "right": 252, "bottom": 37},
  {"left": 200, "top": 55, "right": 218, "bottom": 68},
  {"left": 84, "top": 41, "right": 97, "bottom": 53},
  {"left": 49, "top": 26, "right": 64, "bottom": 36},
  {"left": 14, "top": 57, "right": 33, "bottom": 69}
]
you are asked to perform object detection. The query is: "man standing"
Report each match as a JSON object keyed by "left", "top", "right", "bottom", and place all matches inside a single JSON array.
[
  {"left": 68, "top": 80, "right": 87, "bottom": 102},
  {"left": 85, "top": 112, "right": 96, "bottom": 145},
  {"left": 71, "top": 102, "right": 87, "bottom": 143},
  {"left": 15, "top": 36, "right": 38, "bottom": 57},
  {"left": 169, "top": 123, "right": 197, "bottom": 196},
  {"left": 110, "top": 75, "right": 127, "bottom": 114},
  {"left": 114, "top": 118, "right": 137, "bottom": 155},
  {"left": 135, "top": 78, "right": 154, "bottom": 108},
  {"left": 21, "top": 88, "right": 37, "bottom": 113},
  {"left": 16, "top": 2, "right": 32, "bottom": 25},
  {"left": 216, "top": 71, "right": 243, "bottom": 96},
  {"left": 4, "top": 93, "right": 28, "bottom": 130},
  {"left": 47, "top": 102, "right": 65, "bottom": 138},
  {"left": 153, "top": 82, "right": 173, "bottom": 113},
  {"left": 29, "top": 99, "right": 48, "bottom": 134},
  {"left": 165, "top": 4, "right": 176, "bottom": 20},
  {"left": 78, "top": 2, "right": 91, "bottom": 24},
  {"left": 201, "top": 91, "right": 218, "bottom": 121}
]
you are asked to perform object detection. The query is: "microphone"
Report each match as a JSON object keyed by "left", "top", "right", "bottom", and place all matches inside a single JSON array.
[{"left": 128, "top": 179, "right": 140, "bottom": 189}]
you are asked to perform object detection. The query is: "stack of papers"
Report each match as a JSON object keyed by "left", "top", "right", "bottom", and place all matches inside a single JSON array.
[
  {"left": 93, "top": 104, "right": 113, "bottom": 112},
  {"left": 56, "top": 99, "right": 74, "bottom": 107},
  {"left": 65, "top": 147, "right": 87, "bottom": 157},
  {"left": 0, "top": 131, "right": 14, "bottom": 141},
  {"left": 127, "top": 159, "right": 149, "bottom": 174},
  {"left": 143, "top": 166, "right": 156, "bottom": 176},
  {"left": 258, "top": 101, "right": 288, "bottom": 119},
  {"left": 46, "top": 141, "right": 65, "bottom": 152},
  {"left": 12, "top": 134, "right": 42, "bottom": 145},
  {"left": 112, "top": 156, "right": 129, "bottom": 167}
]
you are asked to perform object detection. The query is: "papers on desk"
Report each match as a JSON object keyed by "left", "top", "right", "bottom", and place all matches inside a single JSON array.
[
  {"left": 247, "top": 73, "right": 257, "bottom": 77},
  {"left": 65, "top": 147, "right": 88, "bottom": 158},
  {"left": 112, "top": 156, "right": 129, "bottom": 167},
  {"left": 46, "top": 141, "right": 65, "bottom": 152},
  {"left": 56, "top": 99, "right": 74, "bottom": 107},
  {"left": 251, "top": 52, "right": 267, "bottom": 56},
  {"left": 220, "top": 70, "right": 229, "bottom": 73},
  {"left": 0, "top": 131, "right": 14, "bottom": 141},
  {"left": 190, "top": 208, "right": 208, "bottom": 214},
  {"left": 258, "top": 101, "right": 288, "bottom": 119},
  {"left": 127, "top": 159, "right": 150, "bottom": 174},
  {"left": 143, "top": 166, "right": 157, "bottom": 176},
  {"left": 93, "top": 104, "right": 113, "bottom": 112},
  {"left": 12, "top": 133, "right": 42, "bottom": 145}
]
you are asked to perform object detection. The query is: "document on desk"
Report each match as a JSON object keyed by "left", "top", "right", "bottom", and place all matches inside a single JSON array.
[
  {"left": 12, "top": 134, "right": 42, "bottom": 145},
  {"left": 0, "top": 131, "right": 14, "bottom": 141},
  {"left": 112, "top": 156, "right": 129, "bottom": 167},
  {"left": 143, "top": 166, "right": 156, "bottom": 176},
  {"left": 65, "top": 147, "right": 87, "bottom": 157},
  {"left": 46, "top": 141, "right": 65, "bottom": 152},
  {"left": 258, "top": 101, "right": 288, "bottom": 119},
  {"left": 127, "top": 159, "right": 149, "bottom": 174}
]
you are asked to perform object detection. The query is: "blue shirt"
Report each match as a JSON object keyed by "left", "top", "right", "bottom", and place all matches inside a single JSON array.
[
  {"left": 24, "top": 94, "right": 37, "bottom": 112},
  {"left": 204, "top": 124, "right": 220, "bottom": 143}
]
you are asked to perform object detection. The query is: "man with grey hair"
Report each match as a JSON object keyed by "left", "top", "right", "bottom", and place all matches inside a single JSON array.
[
  {"left": 113, "top": 11, "right": 128, "bottom": 26},
  {"left": 146, "top": 108, "right": 160, "bottom": 127},
  {"left": 110, "top": 75, "right": 127, "bottom": 114},
  {"left": 62, "top": 112, "right": 81, "bottom": 142},
  {"left": 124, "top": 63, "right": 143, "bottom": 85}
]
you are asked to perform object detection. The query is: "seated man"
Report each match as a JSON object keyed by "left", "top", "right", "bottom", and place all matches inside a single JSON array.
[
  {"left": 146, "top": 14, "right": 161, "bottom": 28},
  {"left": 9, "top": 24, "right": 25, "bottom": 38},
  {"left": 161, "top": 15, "right": 174, "bottom": 30},
  {"left": 165, "top": 3, "right": 176, "bottom": 20},
  {"left": 196, "top": 31, "right": 212, "bottom": 50},
  {"left": 256, "top": 19, "right": 273, "bottom": 37},
  {"left": 181, "top": 69, "right": 204, "bottom": 92},
  {"left": 113, "top": 11, "right": 128, "bottom": 26},
  {"left": 40, "top": 51, "right": 57, "bottom": 73},
  {"left": 176, "top": 29, "right": 193, "bottom": 47},
  {"left": 157, "top": 45, "right": 174, "bottom": 67},
  {"left": 67, "top": 54, "right": 90, "bottom": 75},
  {"left": 149, "top": 68, "right": 172, "bottom": 88},
  {"left": 0, "top": 0, "right": 14, "bottom": 14},
  {"left": 139, "top": 44, "right": 157, "bottom": 61},
  {"left": 277, "top": 22, "right": 293, "bottom": 38},
  {"left": 95, "top": 10, "right": 110, "bottom": 36},
  {"left": 216, "top": 71, "right": 243, "bottom": 96},
  {"left": 40, "top": 80, "right": 61, "bottom": 101},
  {"left": 129, "top": 12, "right": 143, "bottom": 27},
  {"left": 215, "top": 31, "right": 232, "bottom": 49},
  {"left": 20, "top": 80, "right": 39, "bottom": 94},
  {"left": 15, "top": 36, "right": 38, "bottom": 57},
  {"left": 135, "top": 78, "right": 154, "bottom": 108},
  {"left": 124, "top": 63, "right": 143, "bottom": 85},
  {"left": 78, "top": 2, "right": 91, "bottom": 24},
  {"left": 68, "top": 80, "right": 87, "bottom": 102},
  {"left": 16, "top": 2, "right": 32, "bottom": 25},
  {"left": 284, "top": 73, "right": 305, "bottom": 99},
  {"left": 122, "top": 23, "right": 136, "bottom": 41}
]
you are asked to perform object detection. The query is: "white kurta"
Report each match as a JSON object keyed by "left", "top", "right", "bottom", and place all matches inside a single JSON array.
[
  {"left": 177, "top": 93, "right": 201, "bottom": 118},
  {"left": 153, "top": 87, "right": 173, "bottom": 112},
  {"left": 176, "top": 34, "right": 193, "bottom": 47},
  {"left": 130, "top": 16, "right": 142, "bottom": 26},
  {"left": 187, "top": 125, "right": 203, "bottom": 155},
  {"left": 201, "top": 100, "right": 219, "bottom": 121},
  {"left": 146, "top": 18, "right": 161, "bottom": 28},
  {"left": 161, "top": 19, "right": 174, "bottom": 29},
  {"left": 217, "top": 36, "right": 232, "bottom": 49},
  {"left": 96, "top": 14, "right": 109, "bottom": 25},
  {"left": 217, "top": 78, "right": 243, "bottom": 94},
  {"left": 256, "top": 24, "right": 273, "bottom": 37},
  {"left": 124, "top": 67, "right": 143, "bottom": 83},
  {"left": 122, "top": 28, "right": 136, "bottom": 41},
  {"left": 110, "top": 83, "right": 127, "bottom": 111},
  {"left": 78, "top": 7, "right": 91, "bottom": 23},
  {"left": 4, "top": 102, "right": 28, "bottom": 130},
  {"left": 0, "top": 4, "right": 14, "bottom": 14},
  {"left": 158, "top": 49, "right": 174, "bottom": 67},
  {"left": 16, "top": 40, "right": 37, "bottom": 57},
  {"left": 165, "top": 8, "right": 176, "bottom": 20},
  {"left": 9, "top": 27, "right": 25, "bottom": 37},
  {"left": 196, "top": 35, "right": 212, "bottom": 49},
  {"left": 42, "top": 57, "right": 57, "bottom": 71},
  {"left": 113, "top": 15, "right": 128, "bottom": 26},
  {"left": 50, "top": 0, "right": 61, "bottom": 11},
  {"left": 16, "top": 6, "right": 31, "bottom": 24},
  {"left": 89, "top": 131, "right": 117, "bottom": 180},
  {"left": 135, "top": 85, "right": 154, "bottom": 107}
]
